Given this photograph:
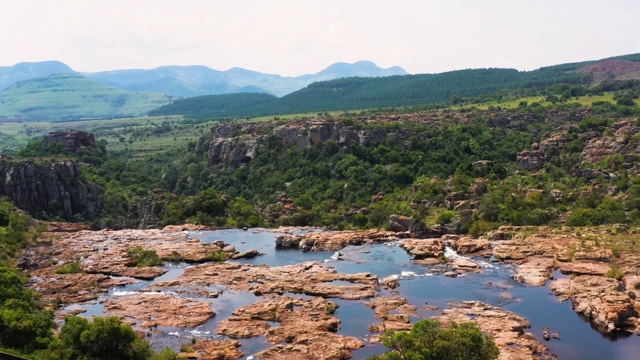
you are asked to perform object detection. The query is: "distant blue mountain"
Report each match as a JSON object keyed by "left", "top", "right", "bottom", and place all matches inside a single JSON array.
[
  {"left": 0, "top": 60, "right": 406, "bottom": 97},
  {"left": 84, "top": 61, "right": 407, "bottom": 97},
  {"left": 0, "top": 61, "right": 76, "bottom": 90}
]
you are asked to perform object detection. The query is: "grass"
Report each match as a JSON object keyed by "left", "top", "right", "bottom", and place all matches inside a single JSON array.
[
  {"left": 454, "top": 92, "right": 638, "bottom": 110},
  {"left": 55, "top": 261, "right": 84, "bottom": 274},
  {"left": 0, "top": 73, "right": 173, "bottom": 120},
  {"left": 126, "top": 246, "right": 164, "bottom": 267}
]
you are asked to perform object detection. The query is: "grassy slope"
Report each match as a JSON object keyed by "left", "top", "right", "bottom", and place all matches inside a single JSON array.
[{"left": 0, "top": 74, "right": 174, "bottom": 120}]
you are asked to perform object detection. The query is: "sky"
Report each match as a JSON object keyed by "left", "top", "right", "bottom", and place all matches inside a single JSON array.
[{"left": 2, "top": 0, "right": 640, "bottom": 76}]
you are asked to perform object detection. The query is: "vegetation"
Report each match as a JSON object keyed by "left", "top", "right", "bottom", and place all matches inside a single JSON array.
[
  {"left": 369, "top": 319, "right": 499, "bottom": 360},
  {"left": 0, "top": 73, "right": 174, "bottom": 121},
  {"left": 126, "top": 247, "right": 164, "bottom": 267},
  {"left": 55, "top": 262, "right": 84, "bottom": 275},
  {"left": 0, "top": 202, "right": 182, "bottom": 360}
]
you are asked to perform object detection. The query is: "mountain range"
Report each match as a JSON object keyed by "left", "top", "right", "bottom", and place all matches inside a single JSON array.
[
  {"left": 0, "top": 60, "right": 407, "bottom": 98},
  {"left": 2, "top": 53, "right": 640, "bottom": 121}
]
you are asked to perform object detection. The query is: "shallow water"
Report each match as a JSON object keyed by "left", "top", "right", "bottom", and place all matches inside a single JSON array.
[{"left": 68, "top": 229, "right": 640, "bottom": 360}]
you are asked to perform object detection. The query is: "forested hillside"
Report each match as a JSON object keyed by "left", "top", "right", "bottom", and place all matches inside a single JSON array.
[
  {"left": 149, "top": 67, "right": 585, "bottom": 118},
  {"left": 14, "top": 78, "right": 638, "bottom": 234}
]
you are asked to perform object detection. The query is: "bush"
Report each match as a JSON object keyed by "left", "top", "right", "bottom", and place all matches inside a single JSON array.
[
  {"left": 468, "top": 221, "right": 496, "bottom": 238},
  {"left": 126, "top": 247, "right": 164, "bottom": 267},
  {"left": 46, "top": 316, "right": 151, "bottom": 360},
  {"left": 208, "top": 250, "right": 229, "bottom": 263},
  {"left": 55, "top": 262, "right": 84, "bottom": 274},
  {"left": 369, "top": 319, "right": 499, "bottom": 360}
]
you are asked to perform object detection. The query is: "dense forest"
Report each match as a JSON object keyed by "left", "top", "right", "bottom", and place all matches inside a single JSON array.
[{"left": 149, "top": 66, "right": 588, "bottom": 118}]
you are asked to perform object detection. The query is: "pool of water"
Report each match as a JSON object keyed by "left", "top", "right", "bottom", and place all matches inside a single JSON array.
[{"left": 67, "top": 229, "right": 640, "bottom": 360}]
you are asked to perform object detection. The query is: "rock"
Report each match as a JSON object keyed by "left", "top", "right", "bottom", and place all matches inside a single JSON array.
[
  {"left": 552, "top": 332, "right": 561, "bottom": 340},
  {"left": 454, "top": 236, "right": 490, "bottom": 254},
  {"left": 399, "top": 238, "right": 444, "bottom": 259},
  {"left": 0, "top": 158, "right": 103, "bottom": 219},
  {"left": 388, "top": 215, "right": 426, "bottom": 233},
  {"left": 436, "top": 301, "right": 550, "bottom": 360},
  {"left": 217, "top": 295, "right": 364, "bottom": 360},
  {"left": 380, "top": 276, "right": 399, "bottom": 290},
  {"left": 152, "top": 261, "right": 377, "bottom": 300},
  {"left": 364, "top": 296, "right": 417, "bottom": 332},
  {"left": 104, "top": 292, "right": 215, "bottom": 328},
  {"left": 44, "top": 130, "right": 102, "bottom": 155},
  {"left": 512, "top": 257, "right": 555, "bottom": 286},
  {"left": 542, "top": 326, "right": 550, "bottom": 341},
  {"left": 231, "top": 249, "right": 263, "bottom": 259},
  {"left": 178, "top": 339, "right": 244, "bottom": 360},
  {"left": 550, "top": 275, "right": 638, "bottom": 334},
  {"left": 279, "top": 229, "right": 408, "bottom": 252}
]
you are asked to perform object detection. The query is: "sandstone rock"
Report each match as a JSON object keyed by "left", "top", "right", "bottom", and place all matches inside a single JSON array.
[
  {"left": 104, "top": 292, "right": 215, "bottom": 327},
  {"left": 512, "top": 257, "right": 555, "bottom": 286},
  {"left": 152, "top": 262, "right": 377, "bottom": 300},
  {"left": 280, "top": 229, "right": 408, "bottom": 252},
  {"left": 178, "top": 339, "right": 244, "bottom": 360},
  {"left": 454, "top": 236, "right": 490, "bottom": 254},
  {"left": 399, "top": 238, "right": 444, "bottom": 259},
  {"left": 436, "top": 301, "right": 550, "bottom": 360},
  {"left": 550, "top": 275, "right": 639, "bottom": 333}
]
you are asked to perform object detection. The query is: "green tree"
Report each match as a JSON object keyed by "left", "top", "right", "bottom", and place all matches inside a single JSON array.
[
  {"left": 369, "top": 319, "right": 499, "bottom": 360},
  {"left": 46, "top": 316, "right": 151, "bottom": 360}
]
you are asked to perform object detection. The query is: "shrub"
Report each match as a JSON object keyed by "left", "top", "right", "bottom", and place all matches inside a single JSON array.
[
  {"left": 126, "top": 247, "right": 164, "bottom": 267},
  {"left": 208, "top": 250, "right": 229, "bottom": 263},
  {"left": 55, "top": 262, "right": 84, "bottom": 274},
  {"left": 369, "top": 319, "right": 499, "bottom": 360}
]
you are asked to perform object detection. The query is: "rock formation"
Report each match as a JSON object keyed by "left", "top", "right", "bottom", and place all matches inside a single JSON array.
[{"left": 0, "top": 158, "right": 102, "bottom": 219}]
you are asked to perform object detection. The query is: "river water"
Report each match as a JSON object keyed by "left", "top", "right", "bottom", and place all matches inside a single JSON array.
[{"left": 70, "top": 229, "right": 640, "bottom": 360}]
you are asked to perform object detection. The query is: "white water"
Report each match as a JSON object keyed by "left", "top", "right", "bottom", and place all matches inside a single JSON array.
[{"left": 444, "top": 246, "right": 497, "bottom": 269}]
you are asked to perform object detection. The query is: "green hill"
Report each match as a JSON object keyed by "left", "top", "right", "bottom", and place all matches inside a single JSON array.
[
  {"left": 0, "top": 73, "right": 175, "bottom": 120},
  {"left": 149, "top": 67, "right": 584, "bottom": 118},
  {"left": 150, "top": 53, "right": 640, "bottom": 119}
]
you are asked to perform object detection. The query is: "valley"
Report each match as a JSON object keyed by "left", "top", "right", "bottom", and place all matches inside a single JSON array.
[{"left": 2, "top": 53, "right": 640, "bottom": 360}]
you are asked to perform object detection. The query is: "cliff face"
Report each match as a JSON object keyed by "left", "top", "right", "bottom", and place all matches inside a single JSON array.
[
  {"left": 0, "top": 158, "right": 102, "bottom": 219},
  {"left": 208, "top": 121, "right": 386, "bottom": 169}
]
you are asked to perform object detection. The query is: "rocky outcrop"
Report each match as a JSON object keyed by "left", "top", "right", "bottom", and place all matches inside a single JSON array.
[
  {"left": 23, "top": 228, "right": 251, "bottom": 304},
  {"left": 178, "top": 339, "right": 244, "bottom": 360},
  {"left": 399, "top": 238, "right": 445, "bottom": 259},
  {"left": 0, "top": 158, "right": 102, "bottom": 219},
  {"left": 550, "top": 275, "right": 639, "bottom": 334},
  {"left": 104, "top": 292, "right": 215, "bottom": 327},
  {"left": 516, "top": 134, "right": 569, "bottom": 171},
  {"left": 436, "top": 301, "right": 552, "bottom": 360},
  {"left": 389, "top": 215, "right": 426, "bottom": 233},
  {"left": 44, "top": 130, "right": 103, "bottom": 155},
  {"left": 215, "top": 295, "right": 364, "bottom": 360},
  {"left": 152, "top": 261, "right": 378, "bottom": 300},
  {"left": 275, "top": 229, "right": 409, "bottom": 252},
  {"left": 207, "top": 120, "right": 388, "bottom": 169},
  {"left": 364, "top": 296, "right": 417, "bottom": 333}
]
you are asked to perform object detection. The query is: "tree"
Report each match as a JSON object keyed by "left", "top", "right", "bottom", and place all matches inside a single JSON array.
[
  {"left": 45, "top": 316, "right": 151, "bottom": 360},
  {"left": 369, "top": 319, "right": 499, "bottom": 360}
]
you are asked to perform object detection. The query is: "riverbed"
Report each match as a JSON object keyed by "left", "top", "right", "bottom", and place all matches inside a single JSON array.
[{"left": 66, "top": 228, "right": 640, "bottom": 359}]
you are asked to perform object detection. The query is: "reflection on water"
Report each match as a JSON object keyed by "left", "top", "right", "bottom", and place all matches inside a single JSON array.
[{"left": 65, "top": 229, "right": 640, "bottom": 360}]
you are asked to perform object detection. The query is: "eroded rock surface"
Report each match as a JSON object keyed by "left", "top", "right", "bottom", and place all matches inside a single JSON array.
[
  {"left": 23, "top": 228, "right": 248, "bottom": 305},
  {"left": 217, "top": 295, "right": 363, "bottom": 360},
  {"left": 178, "top": 339, "right": 244, "bottom": 360},
  {"left": 550, "top": 275, "right": 639, "bottom": 334},
  {"left": 436, "top": 301, "right": 552, "bottom": 360},
  {"left": 152, "top": 261, "right": 377, "bottom": 300},
  {"left": 104, "top": 292, "right": 215, "bottom": 327},
  {"left": 276, "top": 229, "right": 408, "bottom": 251}
]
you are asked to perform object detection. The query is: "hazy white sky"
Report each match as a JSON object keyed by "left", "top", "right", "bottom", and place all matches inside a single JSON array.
[{"left": 2, "top": 0, "right": 639, "bottom": 76}]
